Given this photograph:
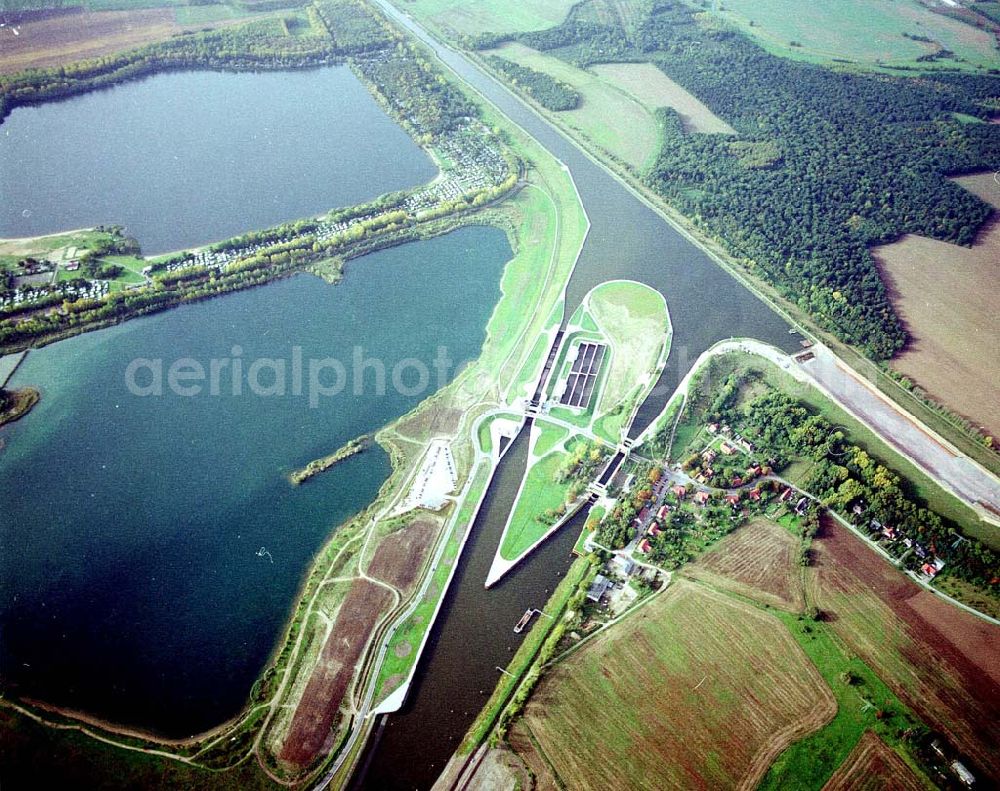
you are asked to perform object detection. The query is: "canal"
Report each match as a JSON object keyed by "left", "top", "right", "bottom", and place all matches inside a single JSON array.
[{"left": 356, "top": 2, "right": 800, "bottom": 788}]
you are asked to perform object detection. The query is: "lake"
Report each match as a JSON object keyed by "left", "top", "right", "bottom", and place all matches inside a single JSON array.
[
  {"left": 0, "top": 225, "right": 510, "bottom": 736},
  {"left": 0, "top": 66, "right": 436, "bottom": 254}
]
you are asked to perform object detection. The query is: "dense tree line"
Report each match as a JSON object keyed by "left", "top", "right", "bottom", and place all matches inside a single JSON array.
[
  {"left": 503, "top": 0, "right": 1000, "bottom": 359},
  {"left": 484, "top": 56, "right": 580, "bottom": 111},
  {"left": 355, "top": 45, "right": 475, "bottom": 137}
]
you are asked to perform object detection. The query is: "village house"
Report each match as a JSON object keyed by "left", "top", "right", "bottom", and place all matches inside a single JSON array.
[
  {"left": 726, "top": 493, "right": 741, "bottom": 507},
  {"left": 670, "top": 484, "right": 687, "bottom": 499},
  {"left": 720, "top": 441, "right": 736, "bottom": 456},
  {"left": 638, "top": 539, "right": 653, "bottom": 554},
  {"left": 780, "top": 487, "right": 794, "bottom": 502},
  {"left": 647, "top": 522, "right": 663, "bottom": 537},
  {"left": 749, "top": 488, "right": 762, "bottom": 502},
  {"left": 694, "top": 490, "right": 710, "bottom": 506},
  {"left": 656, "top": 505, "right": 670, "bottom": 521},
  {"left": 586, "top": 574, "right": 612, "bottom": 603},
  {"left": 707, "top": 423, "right": 719, "bottom": 434},
  {"left": 701, "top": 448, "right": 717, "bottom": 463}
]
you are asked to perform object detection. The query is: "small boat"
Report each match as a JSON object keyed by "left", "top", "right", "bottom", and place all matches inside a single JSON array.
[{"left": 513, "top": 608, "right": 535, "bottom": 634}]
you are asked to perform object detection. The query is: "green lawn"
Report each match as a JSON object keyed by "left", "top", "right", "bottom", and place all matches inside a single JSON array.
[
  {"left": 174, "top": 3, "right": 260, "bottom": 24},
  {"left": 688, "top": 0, "right": 999, "bottom": 72},
  {"left": 533, "top": 419, "right": 568, "bottom": 458},
  {"left": 500, "top": 445, "right": 582, "bottom": 561}
]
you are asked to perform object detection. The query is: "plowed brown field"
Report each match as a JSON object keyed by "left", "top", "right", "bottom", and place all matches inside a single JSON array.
[
  {"left": 366, "top": 519, "right": 437, "bottom": 595},
  {"left": 808, "top": 517, "right": 1000, "bottom": 778},
  {"left": 279, "top": 579, "right": 393, "bottom": 767}
]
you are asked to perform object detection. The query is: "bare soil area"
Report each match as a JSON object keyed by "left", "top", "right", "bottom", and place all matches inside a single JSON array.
[
  {"left": 873, "top": 172, "right": 1000, "bottom": 439},
  {"left": 366, "top": 518, "right": 437, "bottom": 595},
  {"left": 279, "top": 579, "right": 393, "bottom": 767},
  {"left": 0, "top": 7, "right": 240, "bottom": 74}
]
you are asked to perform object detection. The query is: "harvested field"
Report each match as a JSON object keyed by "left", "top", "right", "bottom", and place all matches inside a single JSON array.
[
  {"left": 591, "top": 62, "right": 736, "bottom": 134},
  {"left": 519, "top": 580, "right": 835, "bottom": 790},
  {"left": 279, "top": 579, "right": 393, "bottom": 767},
  {"left": 873, "top": 171, "right": 1000, "bottom": 439},
  {"left": 366, "top": 519, "right": 437, "bottom": 595},
  {"left": 685, "top": 518, "right": 805, "bottom": 611},
  {"left": 822, "top": 731, "right": 925, "bottom": 791},
  {"left": 808, "top": 517, "right": 1000, "bottom": 778},
  {"left": 0, "top": 7, "right": 241, "bottom": 74}
]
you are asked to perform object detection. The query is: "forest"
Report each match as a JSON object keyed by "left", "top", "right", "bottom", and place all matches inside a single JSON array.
[
  {"left": 484, "top": 55, "right": 580, "bottom": 111},
  {"left": 495, "top": 0, "right": 1000, "bottom": 360}
]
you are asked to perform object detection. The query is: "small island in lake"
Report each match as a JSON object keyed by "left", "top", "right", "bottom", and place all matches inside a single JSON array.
[
  {"left": 289, "top": 435, "right": 370, "bottom": 486},
  {"left": 0, "top": 386, "right": 39, "bottom": 429}
]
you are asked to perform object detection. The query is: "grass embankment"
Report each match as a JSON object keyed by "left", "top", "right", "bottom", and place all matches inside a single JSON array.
[
  {"left": 499, "top": 443, "right": 578, "bottom": 561},
  {"left": 458, "top": 556, "right": 594, "bottom": 755},
  {"left": 289, "top": 435, "right": 369, "bottom": 485},
  {"left": 0, "top": 386, "right": 39, "bottom": 428}
]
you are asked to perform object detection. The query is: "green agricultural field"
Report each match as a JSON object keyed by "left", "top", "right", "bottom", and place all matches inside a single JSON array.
[
  {"left": 486, "top": 43, "right": 662, "bottom": 170},
  {"left": 689, "top": 0, "right": 999, "bottom": 71},
  {"left": 392, "top": 0, "right": 577, "bottom": 37}
]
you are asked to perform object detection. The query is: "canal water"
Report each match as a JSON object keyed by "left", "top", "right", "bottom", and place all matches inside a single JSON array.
[
  {"left": 0, "top": 66, "right": 436, "bottom": 254},
  {"left": 357, "top": 3, "right": 802, "bottom": 788},
  {"left": 0, "top": 226, "right": 510, "bottom": 735}
]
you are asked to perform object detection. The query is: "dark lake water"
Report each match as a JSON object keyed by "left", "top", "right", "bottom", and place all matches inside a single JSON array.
[
  {"left": 0, "top": 66, "right": 436, "bottom": 254},
  {"left": 0, "top": 225, "right": 510, "bottom": 736}
]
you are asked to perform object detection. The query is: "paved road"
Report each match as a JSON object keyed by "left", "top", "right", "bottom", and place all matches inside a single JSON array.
[{"left": 799, "top": 345, "right": 1000, "bottom": 523}]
